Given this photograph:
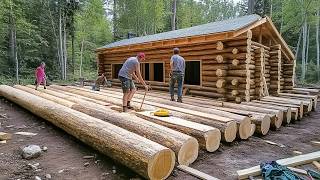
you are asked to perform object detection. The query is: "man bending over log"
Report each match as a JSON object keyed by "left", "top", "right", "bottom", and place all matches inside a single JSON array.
[
  {"left": 92, "top": 73, "right": 108, "bottom": 91},
  {"left": 169, "top": 48, "right": 185, "bottom": 103},
  {"left": 118, "top": 52, "right": 149, "bottom": 112}
]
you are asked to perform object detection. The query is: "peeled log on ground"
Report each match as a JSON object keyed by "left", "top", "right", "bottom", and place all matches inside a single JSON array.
[
  {"left": 207, "top": 106, "right": 271, "bottom": 135},
  {"left": 241, "top": 102, "right": 292, "bottom": 124},
  {"left": 254, "top": 100, "right": 303, "bottom": 119},
  {"left": 87, "top": 87, "right": 252, "bottom": 140},
  {"left": 261, "top": 96, "right": 311, "bottom": 113},
  {"left": 219, "top": 102, "right": 283, "bottom": 129},
  {"left": 0, "top": 85, "right": 175, "bottom": 179},
  {"left": 16, "top": 85, "right": 199, "bottom": 165},
  {"left": 252, "top": 100, "right": 299, "bottom": 120},
  {"left": 136, "top": 111, "right": 221, "bottom": 152},
  {"left": 50, "top": 85, "right": 237, "bottom": 142}
]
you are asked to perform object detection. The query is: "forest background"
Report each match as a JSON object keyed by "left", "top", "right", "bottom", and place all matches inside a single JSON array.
[{"left": 0, "top": 0, "right": 319, "bottom": 85}]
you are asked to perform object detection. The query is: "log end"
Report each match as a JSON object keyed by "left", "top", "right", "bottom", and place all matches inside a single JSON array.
[
  {"left": 238, "top": 117, "right": 252, "bottom": 140},
  {"left": 286, "top": 108, "right": 292, "bottom": 124},
  {"left": 204, "top": 129, "right": 221, "bottom": 152},
  {"left": 148, "top": 148, "right": 175, "bottom": 180},
  {"left": 232, "top": 59, "right": 239, "bottom": 66},
  {"left": 223, "top": 121, "right": 237, "bottom": 143},
  {"left": 249, "top": 124, "right": 256, "bottom": 137},
  {"left": 216, "top": 55, "right": 224, "bottom": 63},
  {"left": 274, "top": 111, "right": 283, "bottom": 129},
  {"left": 178, "top": 137, "right": 199, "bottom": 166},
  {"left": 260, "top": 115, "right": 271, "bottom": 135},
  {"left": 216, "top": 41, "right": 224, "bottom": 50}
]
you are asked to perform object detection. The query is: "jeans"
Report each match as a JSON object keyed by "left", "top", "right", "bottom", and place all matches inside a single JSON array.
[{"left": 170, "top": 72, "right": 184, "bottom": 98}]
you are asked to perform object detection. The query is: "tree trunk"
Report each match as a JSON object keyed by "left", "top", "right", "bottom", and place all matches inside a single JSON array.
[
  {"left": 63, "top": 19, "right": 68, "bottom": 80},
  {"left": 71, "top": 24, "right": 75, "bottom": 77},
  {"left": 317, "top": 9, "right": 320, "bottom": 80},
  {"left": 306, "top": 24, "right": 310, "bottom": 71},
  {"left": 0, "top": 85, "right": 175, "bottom": 180},
  {"left": 248, "top": 0, "right": 255, "bottom": 14},
  {"left": 301, "top": 20, "right": 307, "bottom": 81},
  {"left": 14, "top": 27, "right": 18, "bottom": 83},
  {"left": 14, "top": 85, "right": 199, "bottom": 166},
  {"left": 59, "top": 7, "right": 64, "bottom": 80},
  {"left": 9, "top": 1, "right": 18, "bottom": 83},
  {"left": 80, "top": 38, "right": 84, "bottom": 78},
  {"left": 295, "top": 29, "right": 302, "bottom": 60},
  {"left": 171, "top": 0, "right": 177, "bottom": 30}
]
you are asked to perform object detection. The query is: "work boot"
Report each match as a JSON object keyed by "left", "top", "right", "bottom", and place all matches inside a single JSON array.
[
  {"left": 122, "top": 106, "right": 128, "bottom": 113},
  {"left": 177, "top": 97, "right": 183, "bottom": 103},
  {"left": 127, "top": 101, "right": 134, "bottom": 109},
  {"left": 170, "top": 96, "right": 175, "bottom": 101}
]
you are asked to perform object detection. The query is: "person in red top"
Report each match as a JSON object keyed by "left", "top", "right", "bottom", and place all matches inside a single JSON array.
[{"left": 35, "top": 62, "right": 47, "bottom": 90}]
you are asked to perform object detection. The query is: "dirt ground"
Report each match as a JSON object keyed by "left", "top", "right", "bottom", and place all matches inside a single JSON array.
[{"left": 0, "top": 97, "right": 319, "bottom": 180}]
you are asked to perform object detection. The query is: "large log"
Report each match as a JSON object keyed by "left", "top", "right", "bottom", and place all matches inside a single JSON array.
[
  {"left": 252, "top": 100, "right": 300, "bottom": 120},
  {"left": 218, "top": 102, "right": 283, "bottom": 129},
  {"left": 241, "top": 102, "right": 292, "bottom": 124},
  {"left": 136, "top": 111, "right": 221, "bottom": 152},
  {"left": 50, "top": 85, "right": 237, "bottom": 142},
  {"left": 0, "top": 85, "right": 175, "bottom": 179},
  {"left": 80, "top": 86, "right": 252, "bottom": 140},
  {"left": 261, "top": 96, "right": 312, "bottom": 113},
  {"left": 278, "top": 93, "right": 317, "bottom": 111},
  {"left": 16, "top": 85, "right": 199, "bottom": 165}
]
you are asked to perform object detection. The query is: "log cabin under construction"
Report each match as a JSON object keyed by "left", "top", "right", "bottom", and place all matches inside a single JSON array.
[{"left": 96, "top": 14, "right": 296, "bottom": 102}]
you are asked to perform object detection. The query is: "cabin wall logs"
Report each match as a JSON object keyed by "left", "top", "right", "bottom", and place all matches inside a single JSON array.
[{"left": 97, "top": 30, "right": 295, "bottom": 102}]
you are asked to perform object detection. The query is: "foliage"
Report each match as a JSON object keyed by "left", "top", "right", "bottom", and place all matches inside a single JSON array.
[{"left": 0, "top": 0, "right": 319, "bottom": 84}]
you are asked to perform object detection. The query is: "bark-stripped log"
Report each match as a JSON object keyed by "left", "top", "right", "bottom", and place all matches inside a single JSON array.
[
  {"left": 17, "top": 85, "right": 199, "bottom": 165},
  {"left": 261, "top": 96, "right": 311, "bottom": 113},
  {"left": 241, "top": 102, "right": 292, "bottom": 124},
  {"left": 0, "top": 85, "right": 175, "bottom": 179},
  {"left": 136, "top": 111, "right": 221, "bottom": 152},
  {"left": 50, "top": 85, "right": 237, "bottom": 142},
  {"left": 75, "top": 86, "right": 252, "bottom": 140}
]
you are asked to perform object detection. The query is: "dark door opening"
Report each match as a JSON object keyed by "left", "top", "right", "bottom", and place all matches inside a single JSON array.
[
  {"left": 184, "top": 61, "right": 200, "bottom": 85},
  {"left": 112, "top": 64, "right": 122, "bottom": 79},
  {"left": 144, "top": 63, "right": 150, "bottom": 80},
  {"left": 154, "top": 63, "right": 164, "bottom": 82}
]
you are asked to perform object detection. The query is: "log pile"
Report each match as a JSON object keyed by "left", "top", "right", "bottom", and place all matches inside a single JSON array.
[
  {"left": 0, "top": 85, "right": 175, "bottom": 180},
  {"left": 0, "top": 84, "right": 317, "bottom": 179},
  {"left": 269, "top": 44, "right": 282, "bottom": 94}
]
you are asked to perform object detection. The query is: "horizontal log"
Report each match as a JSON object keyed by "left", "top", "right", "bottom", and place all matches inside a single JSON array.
[
  {"left": 55, "top": 86, "right": 239, "bottom": 142},
  {"left": 1, "top": 86, "right": 175, "bottom": 179},
  {"left": 136, "top": 111, "right": 221, "bottom": 152},
  {"left": 18, "top": 86, "right": 199, "bottom": 165},
  {"left": 241, "top": 102, "right": 292, "bottom": 124}
]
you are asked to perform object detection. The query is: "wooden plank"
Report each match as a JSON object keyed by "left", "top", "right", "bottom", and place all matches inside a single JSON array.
[
  {"left": 287, "top": 167, "right": 308, "bottom": 175},
  {"left": 237, "top": 151, "right": 320, "bottom": 179},
  {"left": 177, "top": 165, "right": 221, "bottom": 180},
  {"left": 312, "top": 161, "right": 320, "bottom": 170}
]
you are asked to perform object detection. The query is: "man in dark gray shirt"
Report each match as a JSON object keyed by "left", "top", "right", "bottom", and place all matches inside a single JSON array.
[
  {"left": 169, "top": 48, "right": 185, "bottom": 103},
  {"left": 118, "top": 52, "right": 149, "bottom": 112}
]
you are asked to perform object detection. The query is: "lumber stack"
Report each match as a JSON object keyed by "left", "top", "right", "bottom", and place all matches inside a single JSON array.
[
  {"left": 15, "top": 85, "right": 200, "bottom": 165},
  {"left": 0, "top": 85, "right": 175, "bottom": 180},
  {"left": 269, "top": 44, "right": 282, "bottom": 95},
  {"left": 281, "top": 59, "right": 294, "bottom": 91},
  {"left": 50, "top": 85, "right": 238, "bottom": 143}
]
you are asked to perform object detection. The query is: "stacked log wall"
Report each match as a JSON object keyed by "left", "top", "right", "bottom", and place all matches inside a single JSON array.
[
  {"left": 97, "top": 29, "right": 295, "bottom": 102},
  {"left": 269, "top": 45, "right": 282, "bottom": 94}
]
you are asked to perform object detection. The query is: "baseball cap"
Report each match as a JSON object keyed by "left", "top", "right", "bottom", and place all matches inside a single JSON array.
[{"left": 137, "top": 52, "right": 146, "bottom": 60}]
